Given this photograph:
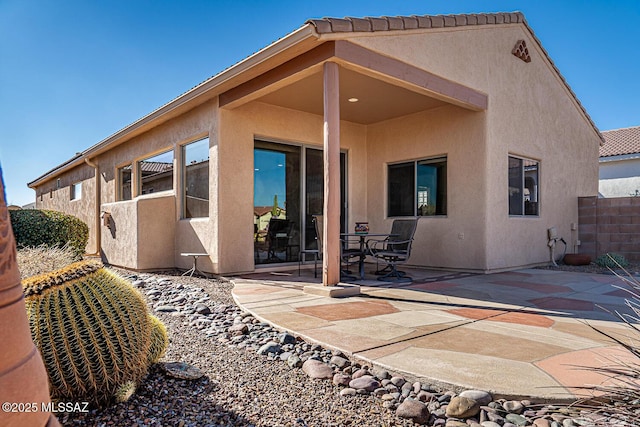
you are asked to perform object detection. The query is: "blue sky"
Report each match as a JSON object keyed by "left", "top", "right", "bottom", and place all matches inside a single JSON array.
[{"left": 1, "top": 0, "right": 639, "bottom": 206}]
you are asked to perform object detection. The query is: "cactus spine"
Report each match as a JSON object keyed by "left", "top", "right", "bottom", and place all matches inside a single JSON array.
[{"left": 22, "top": 260, "right": 168, "bottom": 405}]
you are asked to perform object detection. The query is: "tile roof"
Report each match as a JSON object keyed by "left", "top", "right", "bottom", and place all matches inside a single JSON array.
[
  {"left": 600, "top": 125, "right": 640, "bottom": 157},
  {"left": 307, "top": 12, "right": 603, "bottom": 145},
  {"left": 307, "top": 12, "right": 524, "bottom": 33}
]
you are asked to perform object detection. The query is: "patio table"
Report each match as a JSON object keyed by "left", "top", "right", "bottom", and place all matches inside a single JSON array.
[
  {"left": 180, "top": 253, "right": 209, "bottom": 278},
  {"left": 340, "top": 233, "right": 393, "bottom": 280}
]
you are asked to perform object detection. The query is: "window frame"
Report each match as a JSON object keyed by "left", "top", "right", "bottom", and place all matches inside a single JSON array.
[
  {"left": 116, "top": 163, "right": 133, "bottom": 201},
  {"left": 387, "top": 156, "right": 448, "bottom": 218},
  {"left": 70, "top": 182, "right": 82, "bottom": 201},
  {"left": 137, "top": 148, "right": 175, "bottom": 196},
  {"left": 508, "top": 154, "right": 540, "bottom": 217},
  {"left": 181, "top": 136, "right": 210, "bottom": 219}
]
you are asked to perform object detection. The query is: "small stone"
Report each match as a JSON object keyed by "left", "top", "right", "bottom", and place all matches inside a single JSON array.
[
  {"left": 332, "top": 373, "right": 351, "bottom": 387},
  {"left": 374, "top": 369, "right": 391, "bottom": 380},
  {"left": 401, "top": 381, "right": 413, "bottom": 395},
  {"left": 533, "top": 419, "right": 551, "bottom": 427},
  {"left": 396, "top": 398, "right": 430, "bottom": 425},
  {"left": 446, "top": 396, "right": 481, "bottom": 419},
  {"left": 416, "top": 390, "right": 435, "bottom": 402},
  {"left": 352, "top": 368, "right": 368, "bottom": 379},
  {"left": 390, "top": 376, "right": 406, "bottom": 387},
  {"left": 161, "top": 362, "right": 204, "bottom": 380},
  {"left": 503, "top": 400, "right": 525, "bottom": 414},
  {"left": 256, "top": 341, "right": 281, "bottom": 356},
  {"left": 301, "top": 359, "right": 333, "bottom": 379},
  {"left": 194, "top": 303, "right": 211, "bottom": 315},
  {"left": 340, "top": 388, "right": 356, "bottom": 396},
  {"left": 348, "top": 375, "right": 380, "bottom": 392},
  {"left": 287, "top": 354, "right": 302, "bottom": 369},
  {"left": 562, "top": 420, "right": 576, "bottom": 427},
  {"left": 481, "top": 422, "right": 502, "bottom": 427},
  {"left": 279, "top": 351, "right": 292, "bottom": 362},
  {"left": 278, "top": 332, "right": 296, "bottom": 345},
  {"left": 505, "top": 413, "right": 528, "bottom": 426},
  {"left": 228, "top": 324, "right": 248, "bottom": 335},
  {"left": 381, "top": 393, "right": 396, "bottom": 401},
  {"left": 445, "top": 420, "right": 467, "bottom": 427},
  {"left": 372, "top": 387, "right": 386, "bottom": 397},
  {"left": 330, "top": 355, "right": 350, "bottom": 369},
  {"left": 156, "top": 305, "right": 177, "bottom": 312},
  {"left": 459, "top": 390, "right": 493, "bottom": 406}
]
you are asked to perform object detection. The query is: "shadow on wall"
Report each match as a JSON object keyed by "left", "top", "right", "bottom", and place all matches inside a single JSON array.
[{"left": 102, "top": 212, "right": 116, "bottom": 238}]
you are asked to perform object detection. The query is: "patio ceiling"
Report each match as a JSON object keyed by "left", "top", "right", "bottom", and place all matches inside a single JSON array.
[
  {"left": 219, "top": 41, "right": 487, "bottom": 125},
  {"left": 257, "top": 67, "right": 448, "bottom": 125}
]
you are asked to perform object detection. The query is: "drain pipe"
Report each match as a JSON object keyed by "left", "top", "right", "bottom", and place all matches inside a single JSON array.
[
  {"left": 547, "top": 227, "right": 567, "bottom": 267},
  {"left": 85, "top": 157, "right": 101, "bottom": 257}
]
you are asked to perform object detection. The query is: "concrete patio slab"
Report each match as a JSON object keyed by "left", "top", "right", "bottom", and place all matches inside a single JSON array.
[{"left": 231, "top": 266, "right": 637, "bottom": 402}]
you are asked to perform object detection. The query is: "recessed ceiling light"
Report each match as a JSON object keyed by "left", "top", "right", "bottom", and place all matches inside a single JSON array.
[{"left": 348, "top": 97, "right": 359, "bottom": 103}]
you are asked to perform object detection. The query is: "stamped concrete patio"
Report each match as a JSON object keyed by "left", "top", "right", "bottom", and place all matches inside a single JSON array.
[{"left": 231, "top": 266, "right": 637, "bottom": 402}]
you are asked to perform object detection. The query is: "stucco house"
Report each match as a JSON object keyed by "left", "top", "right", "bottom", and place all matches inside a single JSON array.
[
  {"left": 29, "top": 12, "right": 602, "bottom": 281},
  {"left": 599, "top": 125, "right": 640, "bottom": 198}
]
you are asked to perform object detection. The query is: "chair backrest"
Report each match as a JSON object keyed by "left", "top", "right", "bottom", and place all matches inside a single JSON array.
[
  {"left": 313, "top": 215, "right": 324, "bottom": 253},
  {"left": 388, "top": 219, "right": 417, "bottom": 252},
  {"left": 266, "top": 218, "right": 289, "bottom": 239}
]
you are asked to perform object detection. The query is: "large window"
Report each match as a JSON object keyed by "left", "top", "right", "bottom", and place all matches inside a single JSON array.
[
  {"left": 508, "top": 155, "right": 539, "bottom": 216},
  {"left": 139, "top": 150, "right": 174, "bottom": 195},
  {"left": 183, "top": 137, "right": 209, "bottom": 218},
  {"left": 388, "top": 157, "right": 447, "bottom": 217},
  {"left": 117, "top": 165, "right": 132, "bottom": 201}
]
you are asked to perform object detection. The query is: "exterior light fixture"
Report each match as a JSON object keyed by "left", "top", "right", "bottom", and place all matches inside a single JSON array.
[{"left": 348, "top": 97, "right": 359, "bottom": 103}]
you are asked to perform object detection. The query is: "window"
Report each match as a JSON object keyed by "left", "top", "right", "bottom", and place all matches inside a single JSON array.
[
  {"left": 508, "top": 156, "right": 539, "bottom": 216},
  {"left": 70, "top": 182, "right": 82, "bottom": 200},
  {"left": 117, "top": 165, "right": 132, "bottom": 201},
  {"left": 182, "top": 138, "right": 209, "bottom": 218},
  {"left": 388, "top": 157, "right": 447, "bottom": 217},
  {"left": 139, "top": 150, "right": 174, "bottom": 195}
]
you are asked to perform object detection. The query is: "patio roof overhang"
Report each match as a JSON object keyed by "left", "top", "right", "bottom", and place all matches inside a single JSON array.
[
  {"left": 219, "top": 40, "right": 488, "bottom": 123},
  {"left": 221, "top": 41, "right": 487, "bottom": 286}
]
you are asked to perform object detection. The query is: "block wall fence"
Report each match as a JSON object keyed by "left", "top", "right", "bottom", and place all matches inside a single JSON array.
[{"left": 578, "top": 196, "right": 640, "bottom": 262}]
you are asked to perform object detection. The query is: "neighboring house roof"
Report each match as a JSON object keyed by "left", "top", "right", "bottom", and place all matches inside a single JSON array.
[
  {"left": 600, "top": 125, "right": 640, "bottom": 158},
  {"left": 140, "top": 161, "right": 173, "bottom": 174},
  {"left": 254, "top": 206, "right": 274, "bottom": 217},
  {"left": 28, "top": 11, "right": 603, "bottom": 188},
  {"left": 254, "top": 206, "right": 286, "bottom": 217}
]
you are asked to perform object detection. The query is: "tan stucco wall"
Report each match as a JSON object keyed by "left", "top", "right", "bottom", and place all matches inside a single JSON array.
[
  {"left": 101, "top": 193, "right": 175, "bottom": 270},
  {"left": 218, "top": 101, "right": 367, "bottom": 274},
  {"left": 351, "top": 24, "right": 600, "bottom": 271},
  {"left": 366, "top": 105, "right": 488, "bottom": 270},
  {"left": 35, "top": 163, "right": 98, "bottom": 254}
]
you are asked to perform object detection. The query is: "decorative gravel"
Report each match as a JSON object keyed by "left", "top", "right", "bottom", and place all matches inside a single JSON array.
[{"left": 57, "top": 268, "right": 622, "bottom": 426}]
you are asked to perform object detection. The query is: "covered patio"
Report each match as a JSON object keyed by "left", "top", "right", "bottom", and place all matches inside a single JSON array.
[{"left": 220, "top": 40, "right": 487, "bottom": 285}]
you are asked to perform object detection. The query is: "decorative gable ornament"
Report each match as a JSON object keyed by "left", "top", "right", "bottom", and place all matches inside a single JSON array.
[{"left": 512, "top": 40, "right": 531, "bottom": 63}]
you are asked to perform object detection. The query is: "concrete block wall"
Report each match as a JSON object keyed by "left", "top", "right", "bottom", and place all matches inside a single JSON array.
[{"left": 578, "top": 196, "right": 640, "bottom": 262}]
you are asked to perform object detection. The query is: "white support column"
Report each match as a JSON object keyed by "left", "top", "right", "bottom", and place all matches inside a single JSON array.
[{"left": 322, "top": 61, "right": 341, "bottom": 286}]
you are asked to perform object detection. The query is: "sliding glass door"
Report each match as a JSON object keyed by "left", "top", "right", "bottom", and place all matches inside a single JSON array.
[{"left": 254, "top": 141, "right": 346, "bottom": 266}]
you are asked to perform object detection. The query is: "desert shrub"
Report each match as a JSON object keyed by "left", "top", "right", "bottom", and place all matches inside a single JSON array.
[
  {"left": 9, "top": 209, "right": 88, "bottom": 258},
  {"left": 23, "top": 260, "right": 168, "bottom": 405},
  {"left": 595, "top": 253, "right": 629, "bottom": 269},
  {"left": 579, "top": 269, "right": 640, "bottom": 425},
  {"left": 16, "top": 244, "right": 77, "bottom": 279}
]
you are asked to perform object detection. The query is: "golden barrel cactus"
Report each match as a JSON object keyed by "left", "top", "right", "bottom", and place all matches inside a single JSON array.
[{"left": 22, "top": 260, "right": 168, "bottom": 405}]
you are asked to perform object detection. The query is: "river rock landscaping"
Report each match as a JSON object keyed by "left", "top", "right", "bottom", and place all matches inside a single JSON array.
[{"left": 60, "top": 270, "right": 613, "bottom": 426}]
